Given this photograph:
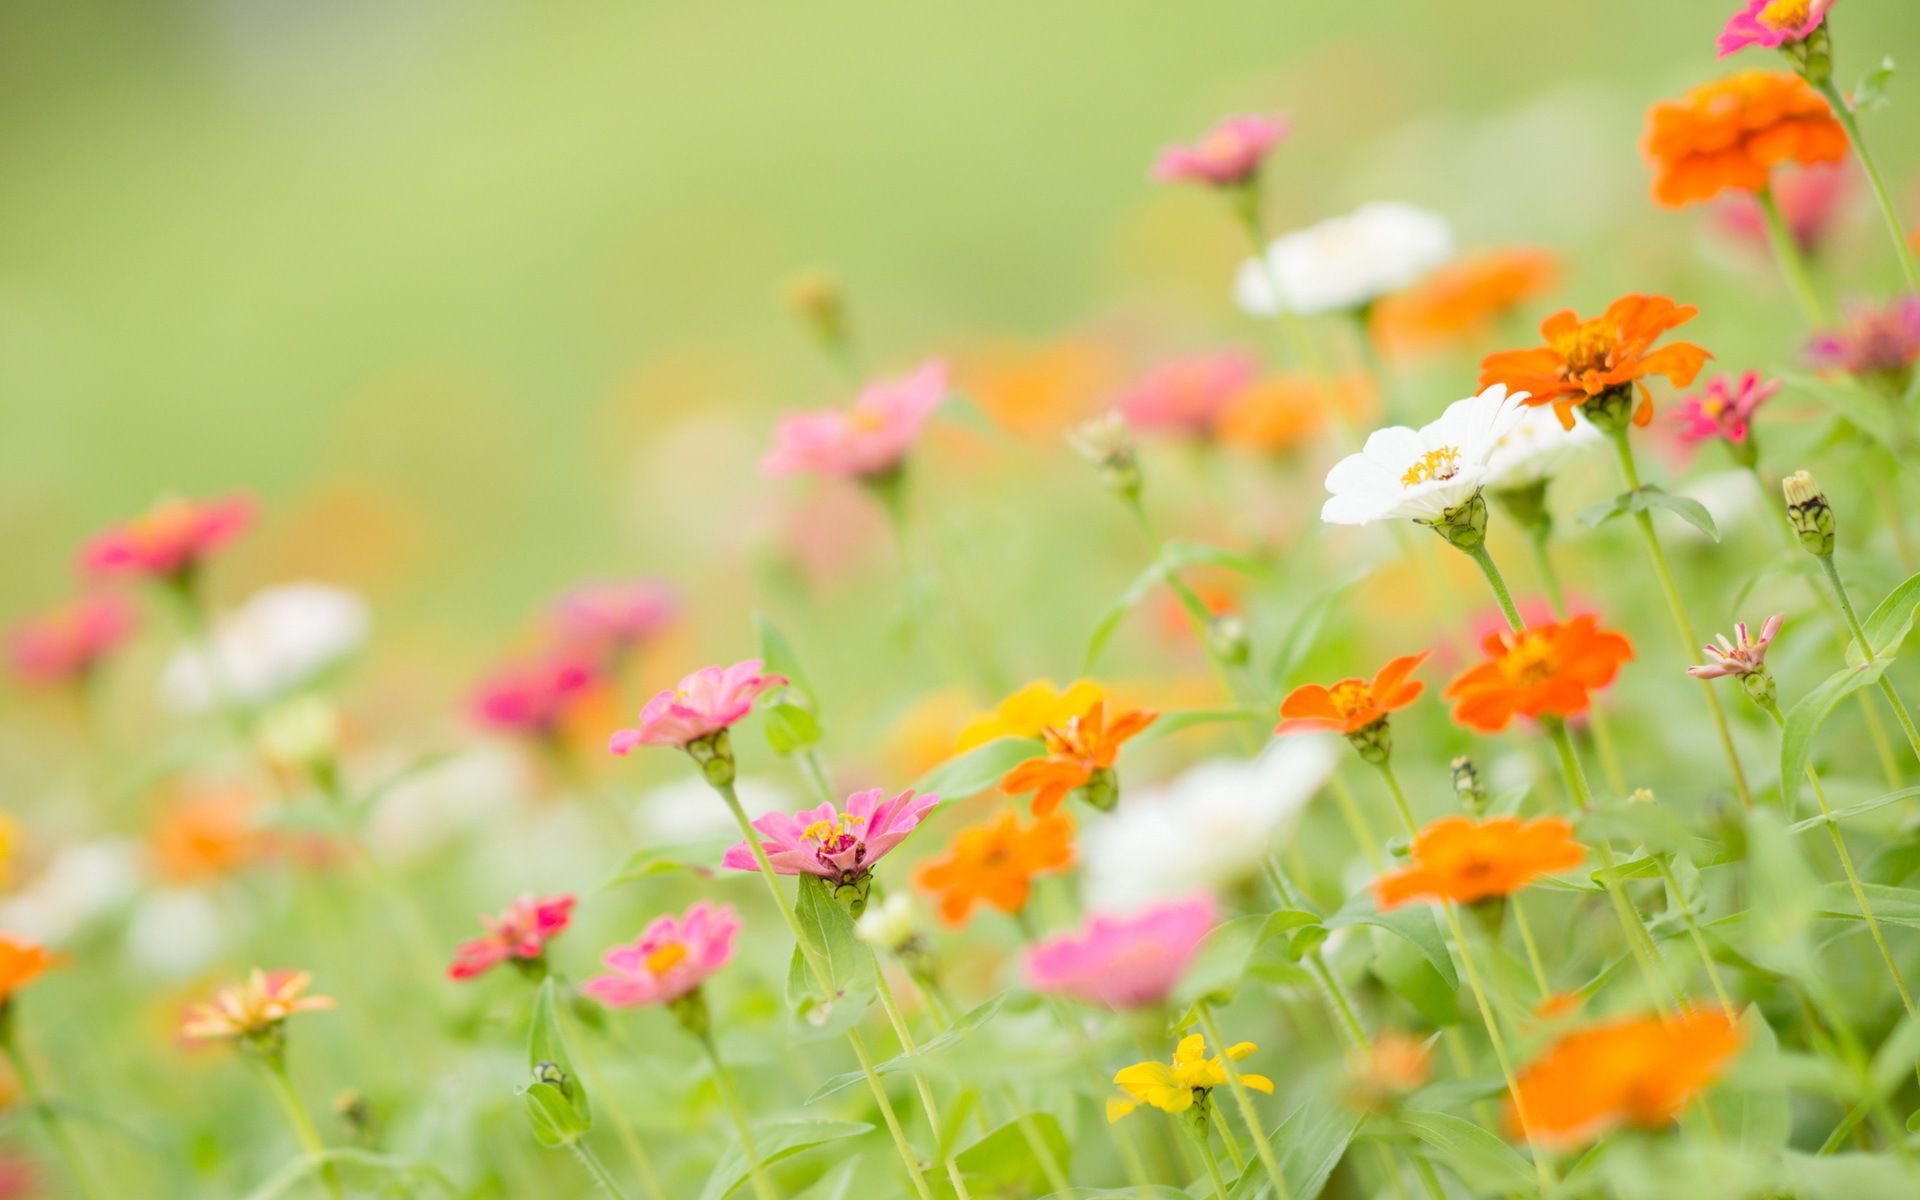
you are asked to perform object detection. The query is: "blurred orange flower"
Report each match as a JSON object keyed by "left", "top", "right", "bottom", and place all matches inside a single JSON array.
[
  {"left": 916, "top": 810, "right": 1075, "bottom": 926},
  {"left": 1372, "top": 249, "right": 1559, "bottom": 357},
  {"left": 1278, "top": 652, "right": 1428, "bottom": 736},
  {"left": 1509, "top": 1008, "right": 1743, "bottom": 1148},
  {"left": 151, "top": 789, "right": 264, "bottom": 885},
  {"left": 0, "top": 935, "right": 59, "bottom": 1001},
  {"left": 1001, "top": 701, "right": 1158, "bottom": 817},
  {"left": 1216, "top": 373, "right": 1374, "bottom": 454},
  {"left": 1444, "top": 616, "right": 1633, "bottom": 733},
  {"left": 1375, "top": 815, "right": 1584, "bottom": 908},
  {"left": 182, "top": 969, "right": 335, "bottom": 1044},
  {"left": 1643, "top": 71, "right": 1846, "bottom": 208},
  {"left": 1480, "top": 296, "right": 1709, "bottom": 430},
  {"left": 957, "top": 680, "right": 1104, "bottom": 751},
  {"left": 959, "top": 340, "right": 1116, "bottom": 438}
]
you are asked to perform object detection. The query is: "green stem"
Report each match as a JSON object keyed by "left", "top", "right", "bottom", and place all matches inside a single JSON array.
[
  {"left": 703, "top": 1036, "right": 782, "bottom": 1200},
  {"left": 1, "top": 1032, "right": 106, "bottom": 1200},
  {"left": 1652, "top": 854, "right": 1735, "bottom": 1013},
  {"left": 1439, "top": 903, "right": 1554, "bottom": 1194},
  {"left": 1329, "top": 771, "right": 1386, "bottom": 869},
  {"left": 1193, "top": 1001, "right": 1292, "bottom": 1200},
  {"left": 1755, "top": 184, "right": 1831, "bottom": 326},
  {"left": 798, "top": 749, "right": 837, "bottom": 809},
  {"left": 1508, "top": 894, "right": 1553, "bottom": 1004},
  {"left": 1237, "top": 211, "right": 1362, "bottom": 451},
  {"left": 870, "top": 967, "right": 973, "bottom": 1200},
  {"left": 1191, "top": 1120, "right": 1233, "bottom": 1200},
  {"left": 1374, "top": 759, "right": 1419, "bottom": 838},
  {"left": 260, "top": 1057, "right": 344, "bottom": 1200},
  {"left": 1819, "top": 554, "right": 1920, "bottom": 763},
  {"left": 1464, "top": 540, "right": 1524, "bottom": 632},
  {"left": 1814, "top": 76, "right": 1920, "bottom": 291},
  {"left": 569, "top": 1140, "right": 634, "bottom": 1200}
]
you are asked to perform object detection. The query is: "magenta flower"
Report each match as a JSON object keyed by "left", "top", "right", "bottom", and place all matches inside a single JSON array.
[
  {"left": 1808, "top": 295, "right": 1920, "bottom": 396},
  {"left": 1717, "top": 163, "right": 1848, "bottom": 256},
  {"left": 1152, "top": 114, "right": 1290, "bottom": 188},
  {"left": 448, "top": 894, "right": 576, "bottom": 981},
  {"left": 1688, "top": 613, "right": 1785, "bottom": 679},
  {"left": 8, "top": 594, "right": 138, "bottom": 686},
  {"left": 723, "top": 788, "right": 939, "bottom": 885},
  {"left": 1670, "top": 371, "right": 1780, "bottom": 445},
  {"left": 608, "top": 659, "right": 787, "bottom": 754},
  {"left": 1024, "top": 896, "right": 1217, "bottom": 1009},
  {"left": 471, "top": 652, "right": 597, "bottom": 738},
  {"left": 1717, "top": 0, "right": 1835, "bottom": 58},
  {"left": 762, "top": 360, "right": 948, "bottom": 482},
  {"left": 581, "top": 901, "right": 741, "bottom": 1008},
  {"left": 549, "top": 578, "right": 678, "bottom": 662},
  {"left": 1114, "top": 352, "right": 1259, "bottom": 438},
  {"left": 78, "top": 494, "right": 255, "bottom": 582}
]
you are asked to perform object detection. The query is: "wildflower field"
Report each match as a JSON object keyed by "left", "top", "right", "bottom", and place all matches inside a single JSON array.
[{"left": 9, "top": 1, "right": 1920, "bottom": 1197}]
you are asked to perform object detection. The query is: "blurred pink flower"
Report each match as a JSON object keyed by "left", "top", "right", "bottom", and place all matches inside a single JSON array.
[
  {"left": 8, "top": 593, "right": 138, "bottom": 685},
  {"left": 1671, "top": 371, "right": 1780, "bottom": 445},
  {"left": 78, "top": 494, "right": 254, "bottom": 581},
  {"left": 762, "top": 360, "right": 949, "bottom": 481},
  {"left": 1689, "top": 613, "right": 1785, "bottom": 679},
  {"left": 608, "top": 659, "right": 786, "bottom": 753},
  {"left": 1114, "top": 352, "right": 1259, "bottom": 438},
  {"left": 581, "top": 901, "right": 740, "bottom": 1008},
  {"left": 1024, "top": 896, "right": 1216, "bottom": 1009},
  {"left": 549, "top": 578, "right": 678, "bottom": 662},
  {"left": 448, "top": 893, "right": 576, "bottom": 981},
  {"left": 1717, "top": 0, "right": 1835, "bottom": 58},
  {"left": 723, "top": 788, "right": 939, "bottom": 882},
  {"left": 1717, "top": 163, "right": 1848, "bottom": 256},
  {"left": 1152, "top": 115, "right": 1290, "bottom": 188},
  {"left": 471, "top": 652, "right": 597, "bottom": 737},
  {"left": 0, "top": 1152, "right": 35, "bottom": 1200},
  {"left": 1807, "top": 295, "right": 1920, "bottom": 395}
]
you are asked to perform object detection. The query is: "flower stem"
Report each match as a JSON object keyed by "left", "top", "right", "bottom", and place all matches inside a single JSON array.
[
  {"left": 1651, "top": 856, "right": 1734, "bottom": 1014},
  {"left": 1508, "top": 894, "right": 1552, "bottom": 1004},
  {"left": 1814, "top": 76, "right": 1920, "bottom": 291},
  {"left": 1755, "top": 184, "right": 1831, "bottom": 326},
  {"left": 259, "top": 1057, "right": 344, "bottom": 1200},
  {"left": 1193, "top": 1001, "right": 1292, "bottom": 1200},
  {"left": 702, "top": 1035, "right": 782, "bottom": 1200},
  {"left": 569, "top": 1140, "right": 633, "bottom": 1200},
  {"left": 1, "top": 1030, "right": 106, "bottom": 1200},
  {"left": 1329, "top": 771, "right": 1386, "bottom": 868},
  {"left": 1374, "top": 760, "right": 1419, "bottom": 838},
  {"left": 869, "top": 966, "right": 974, "bottom": 1200},
  {"left": 798, "top": 749, "right": 837, "bottom": 808},
  {"left": 1236, "top": 213, "right": 1361, "bottom": 451},
  {"left": 1464, "top": 540, "right": 1524, "bottom": 632},
  {"left": 1190, "top": 1120, "right": 1233, "bottom": 1200},
  {"left": 1819, "top": 554, "right": 1920, "bottom": 763},
  {"left": 1438, "top": 902, "right": 1554, "bottom": 1194}
]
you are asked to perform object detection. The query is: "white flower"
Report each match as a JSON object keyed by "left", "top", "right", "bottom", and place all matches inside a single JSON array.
[
  {"left": 854, "top": 892, "right": 919, "bottom": 952},
  {"left": 1236, "top": 203, "right": 1453, "bottom": 317},
  {"left": 1082, "top": 736, "right": 1338, "bottom": 911},
  {"left": 161, "top": 583, "right": 370, "bottom": 713},
  {"left": 1481, "top": 405, "right": 1602, "bottom": 491},
  {"left": 366, "top": 743, "right": 521, "bottom": 863},
  {"left": 0, "top": 840, "right": 139, "bottom": 942},
  {"left": 124, "top": 889, "right": 229, "bottom": 977},
  {"left": 1322, "top": 385, "right": 1528, "bottom": 525}
]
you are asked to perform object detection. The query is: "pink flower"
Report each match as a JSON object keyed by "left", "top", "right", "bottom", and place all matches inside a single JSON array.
[
  {"left": 1688, "top": 613, "right": 1785, "bottom": 679},
  {"left": 1024, "top": 896, "right": 1217, "bottom": 1009},
  {"left": 581, "top": 901, "right": 740, "bottom": 1008},
  {"left": 723, "top": 788, "right": 939, "bottom": 883},
  {"left": 1808, "top": 295, "right": 1920, "bottom": 395},
  {"left": 1152, "top": 114, "right": 1290, "bottom": 188},
  {"left": 8, "top": 594, "right": 138, "bottom": 685},
  {"left": 1114, "top": 352, "right": 1259, "bottom": 438},
  {"left": 471, "top": 652, "right": 597, "bottom": 737},
  {"left": 550, "top": 579, "right": 678, "bottom": 662},
  {"left": 608, "top": 659, "right": 786, "bottom": 753},
  {"left": 762, "top": 360, "right": 949, "bottom": 481},
  {"left": 1717, "top": 163, "right": 1848, "bottom": 256},
  {"left": 79, "top": 494, "right": 255, "bottom": 581},
  {"left": 1670, "top": 371, "right": 1780, "bottom": 445},
  {"left": 448, "top": 893, "right": 576, "bottom": 981},
  {"left": 1717, "top": 0, "right": 1836, "bottom": 58}
]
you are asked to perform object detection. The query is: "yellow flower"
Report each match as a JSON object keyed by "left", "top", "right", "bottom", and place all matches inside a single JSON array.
[
  {"left": 955, "top": 680, "right": 1103, "bottom": 751},
  {"left": 1107, "top": 1035, "right": 1272, "bottom": 1122}
]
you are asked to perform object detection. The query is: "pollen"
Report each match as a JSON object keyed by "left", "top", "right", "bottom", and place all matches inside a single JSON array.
[
  {"left": 1758, "top": 0, "right": 1812, "bottom": 28},
  {"left": 1549, "top": 320, "right": 1617, "bottom": 377},
  {"left": 644, "top": 942, "right": 688, "bottom": 974},
  {"left": 1399, "top": 446, "right": 1462, "bottom": 487},
  {"left": 1495, "top": 630, "right": 1560, "bottom": 686},
  {"left": 1326, "top": 679, "right": 1375, "bottom": 717}
]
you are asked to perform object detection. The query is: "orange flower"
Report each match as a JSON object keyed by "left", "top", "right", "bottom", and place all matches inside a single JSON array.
[
  {"left": 1001, "top": 701, "right": 1158, "bottom": 817},
  {"left": 1444, "top": 616, "right": 1634, "bottom": 733},
  {"left": 0, "top": 935, "right": 59, "bottom": 1001},
  {"left": 1480, "top": 296, "right": 1710, "bottom": 429},
  {"left": 915, "top": 810, "right": 1075, "bottom": 926},
  {"left": 150, "top": 788, "right": 263, "bottom": 885},
  {"left": 1508, "top": 1007, "right": 1743, "bottom": 1148},
  {"left": 1375, "top": 815, "right": 1584, "bottom": 908},
  {"left": 1643, "top": 71, "right": 1846, "bottom": 209},
  {"left": 957, "top": 679, "right": 1105, "bottom": 751},
  {"left": 182, "top": 969, "right": 335, "bottom": 1044},
  {"left": 1278, "top": 652, "right": 1428, "bottom": 736},
  {"left": 1214, "top": 373, "right": 1374, "bottom": 454},
  {"left": 1372, "top": 249, "right": 1560, "bottom": 357}
]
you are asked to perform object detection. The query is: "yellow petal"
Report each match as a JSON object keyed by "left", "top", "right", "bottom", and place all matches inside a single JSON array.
[
  {"left": 1149, "top": 1086, "right": 1195, "bottom": 1114},
  {"left": 1114, "top": 1061, "right": 1176, "bottom": 1100},
  {"left": 1106, "top": 1097, "right": 1137, "bottom": 1123},
  {"left": 1172, "top": 1034, "right": 1207, "bottom": 1066},
  {"left": 1226, "top": 1041, "right": 1259, "bottom": 1061},
  {"left": 1239, "top": 1073, "right": 1275, "bottom": 1094}
]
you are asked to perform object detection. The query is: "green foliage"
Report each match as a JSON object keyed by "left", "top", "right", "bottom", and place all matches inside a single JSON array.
[
  {"left": 1577, "top": 485, "right": 1718, "bottom": 540},
  {"left": 699, "top": 1120, "right": 873, "bottom": 1200}
]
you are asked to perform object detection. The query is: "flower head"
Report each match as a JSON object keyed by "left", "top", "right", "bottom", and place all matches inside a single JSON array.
[
  {"left": 1320, "top": 385, "right": 1527, "bottom": 526},
  {"left": 1001, "top": 701, "right": 1158, "bottom": 817},
  {"left": 1108, "top": 1034, "right": 1272, "bottom": 1122},
  {"left": 1671, "top": 371, "right": 1780, "bottom": 447},
  {"left": 150, "top": 788, "right": 264, "bottom": 884},
  {"left": 1343, "top": 1031, "right": 1433, "bottom": 1114},
  {"left": 1481, "top": 406, "right": 1603, "bottom": 492},
  {"left": 762, "top": 360, "right": 948, "bottom": 481},
  {"left": 1279, "top": 653, "right": 1428, "bottom": 736},
  {"left": 580, "top": 901, "right": 740, "bottom": 1008},
  {"left": 1066, "top": 412, "right": 1143, "bottom": 501},
  {"left": 1689, "top": 613, "right": 1786, "bottom": 680},
  {"left": 1509, "top": 1008, "right": 1743, "bottom": 1148},
  {"left": 1237, "top": 203, "right": 1453, "bottom": 317},
  {"left": 448, "top": 894, "right": 577, "bottom": 981},
  {"left": 1444, "top": 616, "right": 1634, "bottom": 732},
  {"left": 1025, "top": 896, "right": 1216, "bottom": 1009},
  {"left": 957, "top": 679, "right": 1104, "bottom": 751},
  {"left": 7, "top": 594, "right": 137, "bottom": 686},
  {"left": 1113, "top": 352, "right": 1258, "bottom": 439},
  {"left": 1643, "top": 71, "right": 1846, "bottom": 208},
  {"left": 1807, "top": 295, "right": 1920, "bottom": 396},
  {"left": 1375, "top": 815, "right": 1585, "bottom": 908},
  {"left": 79, "top": 494, "right": 255, "bottom": 582},
  {"left": 471, "top": 651, "right": 598, "bottom": 739},
  {"left": 549, "top": 579, "right": 678, "bottom": 664},
  {"left": 724, "top": 788, "right": 938, "bottom": 891},
  {"left": 916, "top": 810, "right": 1074, "bottom": 926},
  {"left": 161, "top": 584, "right": 370, "bottom": 713},
  {"left": 1215, "top": 373, "right": 1372, "bottom": 455},
  {"left": 1370, "top": 248, "right": 1560, "bottom": 358},
  {"left": 0, "top": 934, "right": 59, "bottom": 1001},
  {"left": 1717, "top": 0, "right": 1836, "bottom": 58},
  {"left": 1151, "top": 114, "right": 1289, "bottom": 188},
  {"left": 181, "top": 969, "right": 335, "bottom": 1044},
  {"left": 609, "top": 659, "right": 787, "bottom": 753},
  {"left": 1480, "top": 295, "right": 1709, "bottom": 430}
]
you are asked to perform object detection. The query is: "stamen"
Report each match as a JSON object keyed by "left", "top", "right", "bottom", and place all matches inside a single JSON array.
[{"left": 1400, "top": 446, "right": 1463, "bottom": 487}]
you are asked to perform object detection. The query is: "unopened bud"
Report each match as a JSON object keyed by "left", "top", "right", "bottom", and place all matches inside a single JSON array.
[
  {"left": 256, "top": 696, "right": 341, "bottom": 776},
  {"left": 1207, "top": 614, "right": 1250, "bottom": 666},
  {"left": 533, "top": 1061, "right": 574, "bottom": 1100},
  {"left": 854, "top": 893, "right": 919, "bottom": 954},
  {"left": 783, "top": 270, "right": 848, "bottom": 349},
  {"left": 1783, "top": 470, "right": 1834, "bottom": 556},
  {"left": 1451, "top": 757, "right": 1487, "bottom": 815},
  {"left": 1067, "top": 412, "right": 1143, "bottom": 503}
]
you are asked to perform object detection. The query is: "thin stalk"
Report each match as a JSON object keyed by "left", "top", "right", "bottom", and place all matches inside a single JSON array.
[
  {"left": 1374, "top": 760, "right": 1419, "bottom": 838},
  {"left": 1755, "top": 184, "right": 1830, "bottom": 326},
  {"left": 1349, "top": 308, "right": 1406, "bottom": 425},
  {"left": 1508, "top": 894, "right": 1553, "bottom": 1004},
  {"left": 1814, "top": 76, "right": 1920, "bottom": 290},
  {"left": 1534, "top": 528, "right": 1628, "bottom": 793},
  {"left": 569, "top": 1140, "right": 633, "bottom": 1200},
  {"left": 1329, "top": 771, "right": 1386, "bottom": 869},
  {"left": 798, "top": 749, "right": 837, "bottom": 809},
  {"left": 1465, "top": 541, "right": 1524, "bottom": 632},
  {"left": 703, "top": 1036, "right": 782, "bottom": 1200},
  {"left": 1, "top": 1034, "right": 106, "bottom": 1200},
  {"left": 1819, "top": 554, "right": 1920, "bottom": 762},
  {"left": 869, "top": 967, "right": 973, "bottom": 1200},
  {"left": 1194, "top": 1001, "right": 1292, "bottom": 1200},
  {"left": 1192, "top": 1122, "right": 1233, "bottom": 1200},
  {"left": 1439, "top": 902, "right": 1555, "bottom": 1194},
  {"left": 1652, "top": 857, "right": 1734, "bottom": 1013},
  {"left": 1237, "top": 211, "right": 1361, "bottom": 452},
  {"left": 260, "top": 1058, "right": 344, "bottom": 1200}
]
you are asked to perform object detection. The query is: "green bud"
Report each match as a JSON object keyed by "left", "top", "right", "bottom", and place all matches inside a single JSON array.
[
  {"left": 1782, "top": 470, "right": 1835, "bottom": 556},
  {"left": 1420, "top": 491, "right": 1488, "bottom": 551},
  {"left": 1077, "top": 765, "right": 1120, "bottom": 813},
  {"left": 1490, "top": 480, "right": 1552, "bottom": 539},
  {"left": 687, "top": 729, "right": 737, "bottom": 788}
]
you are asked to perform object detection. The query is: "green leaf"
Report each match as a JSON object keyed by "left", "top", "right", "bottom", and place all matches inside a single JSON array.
[
  {"left": 1084, "top": 559, "right": 1170, "bottom": 671},
  {"left": 1161, "top": 539, "right": 1272, "bottom": 579},
  {"left": 1174, "top": 911, "right": 1317, "bottom": 1009},
  {"left": 526, "top": 978, "right": 588, "bottom": 1126},
  {"left": 786, "top": 874, "right": 878, "bottom": 1038},
  {"left": 1227, "top": 1101, "right": 1362, "bottom": 1199},
  {"left": 1779, "top": 369, "right": 1904, "bottom": 452},
  {"left": 1576, "top": 492, "right": 1633, "bottom": 529},
  {"left": 754, "top": 611, "right": 818, "bottom": 700},
  {"left": 1784, "top": 1150, "right": 1920, "bottom": 1200},
  {"left": 1852, "top": 570, "right": 1920, "bottom": 666},
  {"left": 1725, "top": 1007, "right": 1790, "bottom": 1151},
  {"left": 1814, "top": 880, "right": 1920, "bottom": 930},
  {"left": 910, "top": 736, "right": 1042, "bottom": 801},
  {"left": 1853, "top": 57, "right": 1897, "bottom": 114},
  {"left": 793, "top": 1158, "right": 861, "bottom": 1200},
  {"left": 1045, "top": 1189, "right": 1191, "bottom": 1199},
  {"left": 1368, "top": 927, "right": 1459, "bottom": 1026},
  {"left": 239, "top": 1150, "right": 458, "bottom": 1200},
  {"left": 1268, "top": 573, "right": 1366, "bottom": 686},
  {"left": 947, "top": 1113, "right": 1070, "bottom": 1197},
  {"left": 806, "top": 994, "right": 1011, "bottom": 1104},
  {"left": 520, "top": 1081, "right": 588, "bottom": 1147},
  {"left": 1742, "top": 807, "right": 1820, "bottom": 976},
  {"left": 764, "top": 702, "right": 823, "bottom": 755},
  {"left": 1627, "top": 484, "right": 1718, "bottom": 541},
  {"left": 1781, "top": 659, "right": 1893, "bottom": 806},
  {"left": 1326, "top": 895, "right": 1458, "bottom": 990},
  {"left": 1136, "top": 708, "right": 1265, "bottom": 742},
  {"left": 1395, "top": 1109, "right": 1533, "bottom": 1194},
  {"left": 699, "top": 1119, "right": 874, "bottom": 1200},
  {"left": 599, "top": 840, "right": 726, "bottom": 889},
  {"left": 1786, "top": 786, "right": 1920, "bottom": 835},
  {"left": 1869, "top": 1010, "right": 1920, "bottom": 1103}
]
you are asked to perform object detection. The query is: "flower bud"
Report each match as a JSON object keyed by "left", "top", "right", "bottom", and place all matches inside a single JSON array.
[
  {"left": 1451, "top": 757, "right": 1487, "bottom": 815},
  {"left": 1782, "top": 470, "right": 1835, "bottom": 556},
  {"left": 1344, "top": 717, "right": 1393, "bottom": 766},
  {"left": 1207, "top": 614, "right": 1251, "bottom": 667},
  {"left": 1077, "top": 765, "right": 1120, "bottom": 812},
  {"left": 1584, "top": 384, "right": 1635, "bottom": 434},
  {"left": 256, "top": 695, "right": 341, "bottom": 777},
  {"left": 1067, "top": 412, "right": 1143, "bottom": 504},
  {"left": 854, "top": 892, "right": 918, "bottom": 954},
  {"left": 783, "top": 270, "right": 848, "bottom": 351},
  {"left": 533, "top": 1060, "right": 575, "bottom": 1100},
  {"left": 1420, "top": 492, "right": 1488, "bottom": 552}
]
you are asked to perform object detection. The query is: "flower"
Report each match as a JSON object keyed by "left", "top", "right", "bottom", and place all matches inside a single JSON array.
[
  {"left": 1343, "top": 1031, "right": 1433, "bottom": 1114},
  {"left": 1689, "top": 613, "right": 1786, "bottom": 680},
  {"left": 78, "top": 493, "right": 255, "bottom": 581},
  {"left": 1717, "top": 163, "right": 1849, "bottom": 256},
  {"left": 470, "top": 650, "right": 598, "bottom": 739},
  {"left": 609, "top": 659, "right": 788, "bottom": 754},
  {"left": 0, "top": 934, "right": 59, "bottom": 1001},
  {"left": 1236, "top": 203, "right": 1453, "bottom": 317},
  {"left": 1108, "top": 1034, "right": 1272, "bottom": 1122},
  {"left": 1643, "top": 71, "right": 1846, "bottom": 208},
  {"left": 7, "top": 594, "right": 137, "bottom": 686},
  {"left": 448, "top": 894, "right": 577, "bottom": 981},
  {"left": 854, "top": 892, "right": 922, "bottom": 953},
  {"left": 1067, "top": 412, "right": 1144, "bottom": 501},
  {"left": 1509, "top": 1008, "right": 1743, "bottom": 1148},
  {"left": 1215, "top": 373, "right": 1372, "bottom": 455},
  {"left": 1670, "top": 371, "right": 1781, "bottom": 448},
  {"left": 160, "top": 583, "right": 371, "bottom": 713},
  {"left": 1279, "top": 653, "right": 1428, "bottom": 736},
  {"left": 580, "top": 901, "right": 740, "bottom": 1008},
  {"left": 724, "top": 788, "right": 939, "bottom": 888},
  {"left": 762, "top": 360, "right": 948, "bottom": 481},
  {"left": 1479, "top": 296, "right": 1710, "bottom": 430},
  {"left": 1375, "top": 815, "right": 1585, "bottom": 908},
  {"left": 1025, "top": 896, "right": 1216, "bottom": 1009},
  {"left": 1717, "top": 0, "right": 1835, "bottom": 58},
  {"left": 1481, "top": 405, "right": 1603, "bottom": 491},
  {"left": 1807, "top": 295, "right": 1920, "bottom": 396},
  {"left": 549, "top": 579, "right": 678, "bottom": 663},
  {"left": 150, "top": 788, "right": 264, "bottom": 884},
  {"left": 1370, "top": 248, "right": 1560, "bottom": 357},
  {"left": 181, "top": 969, "right": 335, "bottom": 1042},
  {"left": 1001, "top": 701, "right": 1159, "bottom": 817},
  {"left": 1112, "top": 352, "right": 1258, "bottom": 438},
  {"left": 916, "top": 810, "right": 1075, "bottom": 926},
  {"left": 956, "top": 679, "right": 1104, "bottom": 751},
  {"left": 1080, "top": 737, "right": 1337, "bottom": 910},
  {"left": 1151, "top": 114, "right": 1289, "bottom": 188},
  {"left": 1444, "top": 616, "right": 1634, "bottom": 732},
  {"left": 1320, "top": 385, "right": 1527, "bottom": 526}
]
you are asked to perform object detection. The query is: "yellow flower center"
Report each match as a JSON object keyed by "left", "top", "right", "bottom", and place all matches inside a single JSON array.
[
  {"left": 1496, "top": 630, "right": 1561, "bottom": 686},
  {"left": 644, "top": 942, "right": 688, "bottom": 974},
  {"left": 1400, "top": 446, "right": 1462, "bottom": 487},
  {"left": 802, "top": 813, "right": 866, "bottom": 853},
  {"left": 847, "top": 409, "right": 887, "bottom": 433},
  {"left": 1327, "top": 679, "right": 1375, "bottom": 717},
  {"left": 1759, "top": 0, "right": 1812, "bottom": 29},
  {"left": 1549, "top": 319, "right": 1616, "bottom": 377}
]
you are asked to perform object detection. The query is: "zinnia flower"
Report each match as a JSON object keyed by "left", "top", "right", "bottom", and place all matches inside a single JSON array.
[
  {"left": 1688, "top": 613, "right": 1785, "bottom": 680},
  {"left": 1215, "top": 373, "right": 1372, "bottom": 455},
  {"left": 1025, "top": 896, "right": 1215, "bottom": 1009},
  {"left": 1112, "top": 352, "right": 1258, "bottom": 439},
  {"left": 1480, "top": 406, "right": 1603, "bottom": 492},
  {"left": 161, "top": 584, "right": 370, "bottom": 713},
  {"left": 448, "top": 894, "right": 576, "bottom": 981},
  {"left": 1444, "top": 616, "right": 1634, "bottom": 733},
  {"left": 580, "top": 901, "right": 740, "bottom": 1008},
  {"left": 1717, "top": 0, "right": 1835, "bottom": 58},
  {"left": 1806, "top": 294, "right": 1920, "bottom": 396},
  {"left": 1643, "top": 71, "right": 1846, "bottom": 208},
  {"left": 762, "top": 360, "right": 948, "bottom": 482},
  {"left": 470, "top": 651, "right": 598, "bottom": 739},
  {"left": 608, "top": 659, "right": 787, "bottom": 754},
  {"left": 78, "top": 494, "right": 255, "bottom": 582},
  {"left": 1151, "top": 114, "right": 1289, "bottom": 188},
  {"left": 1108, "top": 1034, "right": 1272, "bottom": 1122},
  {"left": 724, "top": 788, "right": 937, "bottom": 887},
  {"left": 0, "top": 934, "right": 59, "bottom": 1001},
  {"left": 1509, "top": 1008, "right": 1743, "bottom": 1148},
  {"left": 1343, "top": 1031, "right": 1433, "bottom": 1114},
  {"left": 1374, "top": 815, "right": 1585, "bottom": 908},
  {"left": 1320, "top": 385, "right": 1527, "bottom": 526},
  {"left": 1670, "top": 371, "right": 1780, "bottom": 447},
  {"left": 916, "top": 810, "right": 1074, "bottom": 926},
  {"left": 181, "top": 969, "right": 335, "bottom": 1043},
  {"left": 1479, "top": 295, "right": 1710, "bottom": 430},
  {"left": 1370, "top": 248, "right": 1560, "bottom": 358},
  {"left": 1001, "top": 701, "right": 1158, "bottom": 817},
  {"left": 1236, "top": 203, "right": 1453, "bottom": 317},
  {"left": 1279, "top": 652, "right": 1428, "bottom": 736},
  {"left": 956, "top": 679, "right": 1104, "bottom": 750},
  {"left": 549, "top": 579, "right": 678, "bottom": 663},
  {"left": 7, "top": 594, "right": 137, "bottom": 686},
  {"left": 149, "top": 789, "right": 264, "bottom": 885}
]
